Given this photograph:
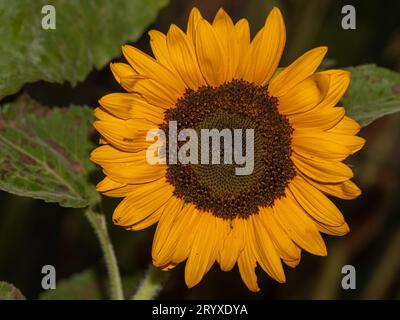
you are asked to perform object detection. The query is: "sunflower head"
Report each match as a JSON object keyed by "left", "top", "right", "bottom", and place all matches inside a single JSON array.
[{"left": 91, "top": 7, "right": 365, "bottom": 292}]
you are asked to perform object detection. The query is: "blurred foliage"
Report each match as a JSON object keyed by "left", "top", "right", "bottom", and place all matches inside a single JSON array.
[
  {"left": 344, "top": 64, "right": 400, "bottom": 126},
  {"left": 0, "top": 282, "right": 26, "bottom": 300},
  {"left": 38, "top": 269, "right": 102, "bottom": 300},
  {"left": 0, "top": 0, "right": 168, "bottom": 99},
  {"left": 0, "top": 95, "right": 98, "bottom": 207},
  {"left": 0, "top": 0, "right": 399, "bottom": 300}
]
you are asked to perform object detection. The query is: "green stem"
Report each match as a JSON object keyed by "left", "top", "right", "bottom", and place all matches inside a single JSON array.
[
  {"left": 85, "top": 208, "right": 124, "bottom": 300},
  {"left": 131, "top": 265, "right": 168, "bottom": 300}
]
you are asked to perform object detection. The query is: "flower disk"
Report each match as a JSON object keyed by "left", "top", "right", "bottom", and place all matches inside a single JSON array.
[
  {"left": 91, "top": 6, "right": 366, "bottom": 292},
  {"left": 163, "top": 79, "right": 295, "bottom": 219}
]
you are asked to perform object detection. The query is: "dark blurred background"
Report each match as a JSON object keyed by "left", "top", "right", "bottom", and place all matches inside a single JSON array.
[{"left": 0, "top": 0, "right": 399, "bottom": 299}]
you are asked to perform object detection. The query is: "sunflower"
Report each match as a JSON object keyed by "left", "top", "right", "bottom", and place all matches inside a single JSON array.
[{"left": 90, "top": 7, "right": 365, "bottom": 292}]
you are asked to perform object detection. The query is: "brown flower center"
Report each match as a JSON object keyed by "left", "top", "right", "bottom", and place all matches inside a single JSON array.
[{"left": 161, "top": 79, "right": 295, "bottom": 219}]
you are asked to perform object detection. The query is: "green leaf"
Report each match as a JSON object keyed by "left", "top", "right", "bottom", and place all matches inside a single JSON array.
[
  {"left": 0, "top": 94, "right": 99, "bottom": 208},
  {"left": 39, "top": 269, "right": 102, "bottom": 300},
  {"left": 0, "top": 0, "right": 168, "bottom": 99},
  {"left": 343, "top": 64, "right": 400, "bottom": 126},
  {"left": 0, "top": 282, "right": 26, "bottom": 300}
]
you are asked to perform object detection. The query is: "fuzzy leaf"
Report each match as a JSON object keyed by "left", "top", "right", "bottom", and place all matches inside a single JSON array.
[
  {"left": 0, "top": 95, "right": 99, "bottom": 208},
  {"left": 344, "top": 64, "right": 400, "bottom": 126},
  {"left": 39, "top": 269, "right": 102, "bottom": 300},
  {"left": 0, "top": 282, "right": 26, "bottom": 300},
  {"left": 0, "top": 0, "right": 168, "bottom": 99}
]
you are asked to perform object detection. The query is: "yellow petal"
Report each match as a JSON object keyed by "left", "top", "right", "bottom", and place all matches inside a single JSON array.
[
  {"left": 215, "top": 218, "right": 231, "bottom": 268},
  {"left": 161, "top": 263, "right": 177, "bottom": 271},
  {"left": 269, "top": 46, "right": 328, "bottom": 97},
  {"left": 170, "top": 204, "right": 199, "bottom": 264},
  {"left": 250, "top": 215, "right": 286, "bottom": 283},
  {"left": 328, "top": 116, "right": 361, "bottom": 135},
  {"left": 130, "top": 78, "right": 179, "bottom": 109},
  {"left": 289, "top": 106, "right": 345, "bottom": 131},
  {"left": 152, "top": 197, "right": 184, "bottom": 263},
  {"left": 243, "top": 7, "right": 286, "bottom": 84},
  {"left": 99, "top": 93, "right": 164, "bottom": 123},
  {"left": 122, "top": 45, "right": 185, "bottom": 97},
  {"left": 314, "top": 69, "right": 351, "bottom": 110},
  {"left": 292, "top": 131, "right": 352, "bottom": 161},
  {"left": 96, "top": 178, "right": 141, "bottom": 198},
  {"left": 148, "top": 30, "right": 175, "bottom": 71},
  {"left": 278, "top": 73, "right": 330, "bottom": 115},
  {"left": 167, "top": 24, "right": 205, "bottom": 89},
  {"left": 259, "top": 207, "right": 301, "bottom": 263},
  {"left": 294, "top": 127, "right": 365, "bottom": 155},
  {"left": 99, "top": 136, "right": 108, "bottom": 145},
  {"left": 102, "top": 161, "right": 165, "bottom": 185},
  {"left": 91, "top": 145, "right": 146, "bottom": 164},
  {"left": 153, "top": 203, "right": 196, "bottom": 267},
  {"left": 212, "top": 8, "right": 239, "bottom": 81},
  {"left": 292, "top": 153, "right": 353, "bottom": 183},
  {"left": 273, "top": 194, "right": 327, "bottom": 256},
  {"left": 233, "top": 19, "right": 251, "bottom": 79},
  {"left": 112, "top": 179, "right": 173, "bottom": 227},
  {"left": 110, "top": 63, "right": 146, "bottom": 92},
  {"left": 219, "top": 218, "right": 245, "bottom": 271},
  {"left": 99, "top": 93, "right": 135, "bottom": 120},
  {"left": 93, "top": 110, "right": 156, "bottom": 153},
  {"left": 118, "top": 74, "right": 147, "bottom": 92},
  {"left": 110, "top": 62, "right": 135, "bottom": 81},
  {"left": 317, "top": 222, "right": 350, "bottom": 236},
  {"left": 324, "top": 132, "right": 366, "bottom": 154},
  {"left": 109, "top": 63, "right": 141, "bottom": 91},
  {"left": 93, "top": 107, "right": 117, "bottom": 121},
  {"left": 300, "top": 173, "right": 362, "bottom": 200},
  {"left": 187, "top": 7, "right": 202, "bottom": 44},
  {"left": 195, "top": 18, "right": 227, "bottom": 86},
  {"left": 126, "top": 206, "right": 163, "bottom": 231},
  {"left": 185, "top": 212, "right": 219, "bottom": 288},
  {"left": 94, "top": 107, "right": 154, "bottom": 129},
  {"left": 289, "top": 176, "right": 346, "bottom": 226},
  {"left": 129, "top": 100, "right": 165, "bottom": 125},
  {"left": 96, "top": 177, "right": 127, "bottom": 195},
  {"left": 94, "top": 121, "right": 152, "bottom": 152},
  {"left": 207, "top": 217, "right": 225, "bottom": 272},
  {"left": 238, "top": 244, "right": 260, "bottom": 292},
  {"left": 283, "top": 254, "right": 301, "bottom": 268},
  {"left": 92, "top": 135, "right": 165, "bottom": 174}
]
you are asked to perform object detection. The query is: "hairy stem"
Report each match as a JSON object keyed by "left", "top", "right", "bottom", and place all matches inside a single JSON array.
[
  {"left": 85, "top": 208, "right": 124, "bottom": 300},
  {"left": 132, "top": 265, "right": 168, "bottom": 300}
]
